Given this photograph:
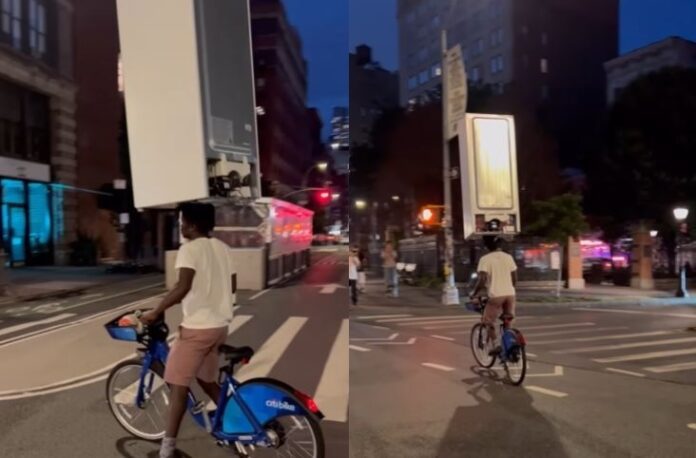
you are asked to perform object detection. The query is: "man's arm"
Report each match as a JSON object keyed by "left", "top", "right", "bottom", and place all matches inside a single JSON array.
[
  {"left": 511, "top": 270, "right": 518, "bottom": 288},
  {"left": 147, "top": 268, "right": 195, "bottom": 318},
  {"left": 471, "top": 272, "right": 488, "bottom": 298}
]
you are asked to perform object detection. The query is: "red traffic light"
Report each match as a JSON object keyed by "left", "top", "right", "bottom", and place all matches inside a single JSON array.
[{"left": 315, "top": 189, "right": 332, "bottom": 205}]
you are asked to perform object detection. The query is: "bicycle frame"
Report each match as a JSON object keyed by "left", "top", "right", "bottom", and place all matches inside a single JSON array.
[{"left": 135, "top": 339, "right": 317, "bottom": 447}]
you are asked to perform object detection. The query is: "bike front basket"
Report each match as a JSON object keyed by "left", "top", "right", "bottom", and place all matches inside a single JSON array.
[{"left": 105, "top": 314, "right": 141, "bottom": 342}]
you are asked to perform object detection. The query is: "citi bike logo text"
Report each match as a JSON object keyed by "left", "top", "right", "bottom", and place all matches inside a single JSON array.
[{"left": 266, "top": 399, "right": 296, "bottom": 412}]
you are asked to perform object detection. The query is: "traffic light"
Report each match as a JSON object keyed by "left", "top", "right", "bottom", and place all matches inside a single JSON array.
[
  {"left": 418, "top": 205, "right": 443, "bottom": 228},
  {"left": 315, "top": 189, "right": 332, "bottom": 206}
]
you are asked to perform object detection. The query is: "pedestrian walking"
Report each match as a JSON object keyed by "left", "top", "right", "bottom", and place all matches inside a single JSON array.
[
  {"left": 382, "top": 241, "right": 398, "bottom": 295},
  {"left": 357, "top": 248, "right": 367, "bottom": 292},
  {"left": 349, "top": 246, "right": 361, "bottom": 305}
]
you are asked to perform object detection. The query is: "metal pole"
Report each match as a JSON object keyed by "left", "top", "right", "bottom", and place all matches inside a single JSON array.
[{"left": 441, "top": 29, "right": 460, "bottom": 306}]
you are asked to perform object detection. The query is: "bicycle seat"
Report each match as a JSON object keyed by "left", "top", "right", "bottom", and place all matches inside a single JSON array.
[{"left": 219, "top": 345, "right": 254, "bottom": 365}]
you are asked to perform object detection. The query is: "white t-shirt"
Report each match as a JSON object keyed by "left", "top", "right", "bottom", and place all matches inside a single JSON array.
[
  {"left": 348, "top": 256, "right": 360, "bottom": 280},
  {"left": 175, "top": 237, "right": 236, "bottom": 329},
  {"left": 477, "top": 251, "right": 517, "bottom": 298}
]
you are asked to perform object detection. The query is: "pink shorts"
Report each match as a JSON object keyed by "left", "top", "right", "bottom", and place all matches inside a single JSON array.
[{"left": 164, "top": 326, "right": 228, "bottom": 387}]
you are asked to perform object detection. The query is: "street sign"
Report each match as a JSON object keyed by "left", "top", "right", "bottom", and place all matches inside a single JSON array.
[
  {"left": 116, "top": 0, "right": 258, "bottom": 208},
  {"left": 445, "top": 45, "right": 467, "bottom": 139},
  {"left": 457, "top": 114, "right": 520, "bottom": 238}
]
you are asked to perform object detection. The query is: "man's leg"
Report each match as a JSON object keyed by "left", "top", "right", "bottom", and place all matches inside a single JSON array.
[
  {"left": 195, "top": 327, "right": 229, "bottom": 406},
  {"left": 165, "top": 385, "right": 189, "bottom": 438},
  {"left": 198, "top": 378, "right": 222, "bottom": 405},
  {"left": 483, "top": 299, "right": 503, "bottom": 353}
]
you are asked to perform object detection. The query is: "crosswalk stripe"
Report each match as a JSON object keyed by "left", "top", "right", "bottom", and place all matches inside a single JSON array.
[
  {"left": 522, "top": 322, "right": 595, "bottom": 331},
  {"left": 356, "top": 314, "right": 413, "bottom": 320},
  {"left": 375, "top": 315, "right": 471, "bottom": 323},
  {"left": 314, "top": 319, "right": 348, "bottom": 422},
  {"left": 533, "top": 330, "right": 682, "bottom": 346},
  {"left": 228, "top": 315, "right": 253, "bottom": 334},
  {"left": 594, "top": 348, "right": 696, "bottom": 363},
  {"left": 525, "top": 386, "right": 568, "bottom": 398},
  {"left": 236, "top": 317, "right": 308, "bottom": 379},
  {"left": 422, "top": 363, "right": 456, "bottom": 372},
  {"left": 606, "top": 368, "right": 645, "bottom": 377},
  {"left": 424, "top": 322, "right": 478, "bottom": 330},
  {"left": 572, "top": 307, "right": 696, "bottom": 319},
  {"left": 553, "top": 337, "right": 696, "bottom": 354},
  {"left": 644, "top": 361, "right": 696, "bottom": 374},
  {"left": 525, "top": 326, "right": 628, "bottom": 339},
  {"left": 431, "top": 335, "right": 455, "bottom": 341},
  {"left": 400, "top": 317, "right": 481, "bottom": 327},
  {"left": 349, "top": 345, "right": 371, "bottom": 352}
]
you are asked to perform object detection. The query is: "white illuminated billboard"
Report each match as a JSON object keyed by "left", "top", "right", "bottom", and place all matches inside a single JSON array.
[
  {"left": 116, "top": 0, "right": 258, "bottom": 208},
  {"left": 458, "top": 114, "right": 520, "bottom": 238}
]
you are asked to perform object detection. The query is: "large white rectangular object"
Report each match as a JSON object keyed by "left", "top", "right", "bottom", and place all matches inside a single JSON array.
[
  {"left": 458, "top": 114, "right": 520, "bottom": 238},
  {"left": 116, "top": 0, "right": 258, "bottom": 208}
]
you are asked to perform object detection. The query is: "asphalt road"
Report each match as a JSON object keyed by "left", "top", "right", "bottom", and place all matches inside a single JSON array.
[
  {"left": 0, "top": 247, "right": 348, "bottom": 457},
  {"left": 350, "top": 287, "right": 696, "bottom": 458}
]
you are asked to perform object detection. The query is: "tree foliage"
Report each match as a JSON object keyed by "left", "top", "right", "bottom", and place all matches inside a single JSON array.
[
  {"left": 525, "top": 193, "right": 589, "bottom": 244},
  {"left": 585, "top": 67, "right": 696, "bottom": 238}
]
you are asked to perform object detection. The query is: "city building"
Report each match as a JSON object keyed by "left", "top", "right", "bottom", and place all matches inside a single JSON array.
[
  {"left": 349, "top": 45, "right": 399, "bottom": 147},
  {"left": 329, "top": 106, "right": 349, "bottom": 175},
  {"left": 0, "top": 0, "right": 77, "bottom": 266},
  {"left": 251, "top": 0, "right": 315, "bottom": 189},
  {"left": 72, "top": 0, "right": 123, "bottom": 261},
  {"left": 397, "top": 0, "right": 619, "bottom": 201},
  {"left": 605, "top": 36, "right": 696, "bottom": 105}
]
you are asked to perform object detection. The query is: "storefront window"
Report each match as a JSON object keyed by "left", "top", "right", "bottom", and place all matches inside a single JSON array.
[{"left": 28, "top": 182, "right": 51, "bottom": 261}]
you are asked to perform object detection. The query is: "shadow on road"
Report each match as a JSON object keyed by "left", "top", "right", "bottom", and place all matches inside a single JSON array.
[
  {"left": 115, "top": 437, "right": 193, "bottom": 458},
  {"left": 433, "top": 366, "right": 569, "bottom": 458}
]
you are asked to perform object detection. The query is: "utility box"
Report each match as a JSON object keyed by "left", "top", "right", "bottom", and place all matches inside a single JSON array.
[{"left": 457, "top": 114, "right": 521, "bottom": 239}]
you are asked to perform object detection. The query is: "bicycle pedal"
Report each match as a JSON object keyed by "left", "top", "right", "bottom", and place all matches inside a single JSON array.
[{"left": 191, "top": 401, "right": 206, "bottom": 414}]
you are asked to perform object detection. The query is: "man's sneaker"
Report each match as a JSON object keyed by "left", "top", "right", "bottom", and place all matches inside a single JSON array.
[{"left": 160, "top": 437, "right": 177, "bottom": 458}]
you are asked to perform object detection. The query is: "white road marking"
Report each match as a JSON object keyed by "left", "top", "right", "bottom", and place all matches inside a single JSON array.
[
  {"left": 533, "top": 330, "right": 682, "bottom": 346},
  {"left": 525, "top": 386, "right": 568, "bottom": 398},
  {"left": 349, "top": 345, "right": 371, "bottom": 352},
  {"left": 319, "top": 285, "right": 338, "bottom": 294},
  {"left": 0, "top": 313, "right": 76, "bottom": 337},
  {"left": 644, "top": 361, "right": 696, "bottom": 374},
  {"left": 80, "top": 293, "right": 104, "bottom": 300},
  {"left": 523, "top": 322, "right": 595, "bottom": 331},
  {"left": 228, "top": 315, "right": 253, "bottom": 334},
  {"left": 236, "top": 317, "right": 308, "bottom": 379},
  {"left": 59, "top": 282, "right": 163, "bottom": 312},
  {"left": 350, "top": 333, "right": 399, "bottom": 342},
  {"left": 431, "top": 334, "right": 456, "bottom": 341},
  {"left": 687, "top": 423, "right": 696, "bottom": 431},
  {"left": 356, "top": 314, "right": 413, "bottom": 320},
  {"left": 0, "top": 294, "right": 163, "bottom": 349},
  {"left": 369, "top": 337, "right": 416, "bottom": 345},
  {"left": 526, "top": 352, "right": 538, "bottom": 358},
  {"left": 423, "top": 320, "right": 483, "bottom": 330},
  {"left": 594, "top": 348, "right": 696, "bottom": 364},
  {"left": 525, "top": 326, "right": 628, "bottom": 339},
  {"left": 421, "top": 363, "right": 456, "bottom": 372},
  {"left": 572, "top": 307, "right": 696, "bottom": 319},
  {"left": 249, "top": 289, "right": 270, "bottom": 301},
  {"left": 368, "top": 325, "right": 389, "bottom": 330},
  {"left": 314, "top": 319, "right": 349, "bottom": 422},
  {"left": 606, "top": 368, "right": 645, "bottom": 377},
  {"left": 376, "top": 315, "right": 470, "bottom": 323},
  {"left": 554, "top": 337, "right": 696, "bottom": 354},
  {"left": 527, "top": 366, "right": 564, "bottom": 377},
  {"left": 399, "top": 318, "right": 482, "bottom": 327}
]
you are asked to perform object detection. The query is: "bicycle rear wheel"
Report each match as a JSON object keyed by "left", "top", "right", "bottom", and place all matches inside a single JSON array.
[
  {"left": 470, "top": 323, "right": 496, "bottom": 368},
  {"left": 503, "top": 344, "right": 527, "bottom": 386},
  {"left": 106, "top": 359, "right": 169, "bottom": 441},
  {"left": 252, "top": 414, "right": 325, "bottom": 458}
]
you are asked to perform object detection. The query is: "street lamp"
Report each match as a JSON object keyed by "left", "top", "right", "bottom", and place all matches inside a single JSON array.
[
  {"left": 332, "top": 193, "right": 341, "bottom": 201},
  {"left": 302, "top": 161, "right": 329, "bottom": 188},
  {"left": 650, "top": 230, "right": 658, "bottom": 238},
  {"left": 355, "top": 199, "right": 367, "bottom": 210},
  {"left": 673, "top": 206, "right": 689, "bottom": 297},
  {"left": 392, "top": 195, "right": 400, "bottom": 202}
]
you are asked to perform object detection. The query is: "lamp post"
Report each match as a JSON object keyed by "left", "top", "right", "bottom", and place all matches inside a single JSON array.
[
  {"left": 673, "top": 207, "right": 689, "bottom": 297},
  {"left": 302, "top": 161, "right": 328, "bottom": 188}
]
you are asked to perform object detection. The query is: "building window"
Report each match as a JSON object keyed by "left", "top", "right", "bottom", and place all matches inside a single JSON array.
[
  {"left": 406, "top": 12, "right": 416, "bottom": 24},
  {"left": 431, "top": 63, "right": 442, "bottom": 77},
  {"left": 419, "top": 69, "right": 429, "bottom": 84},
  {"left": 432, "top": 15, "right": 440, "bottom": 29},
  {"left": 408, "top": 76, "right": 418, "bottom": 90},
  {"left": 541, "top": 58, "right": 549, "bottom": 73},
  {"left": 541, "top": 32, "right": 548, "bottom": 46},
  {"left": 418, "top": 48, "right": 428, "bottom": 62},
  {"left": 491, "top": 55, "right": 504, "bottom": 74},
  {"left": 28, "top": 0, "right": 46, "bottom": 56},
  {"left": 2, "top": 0, "right": 22, "bottom": 49},
  {"left": 490, "top": 28, "right": 503, "bottom": 47},
  {"left": 476, "top": 38, "right": 484, "bottom": 55},
  {"left": 471, "top": 67, "right": 480, "bottom": 82}
]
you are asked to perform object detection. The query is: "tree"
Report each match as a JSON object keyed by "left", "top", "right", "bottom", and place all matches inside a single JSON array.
[
  {"left": 585, "top": 68, "right": 696, "bottom": 239},
  {"left": 525, "top": 193, "right": 589, "bottom": 244}
]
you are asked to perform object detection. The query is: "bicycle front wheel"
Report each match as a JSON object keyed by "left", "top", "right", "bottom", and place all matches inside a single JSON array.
[
  {"left": 106, "top": 358, "right": 169, "bottom": 441},
  {"left": 504, "top": 345, "right": 527, "bottom": 386},
  {"left": 470, "top": 323, "right": 496, "bottom": 368}
]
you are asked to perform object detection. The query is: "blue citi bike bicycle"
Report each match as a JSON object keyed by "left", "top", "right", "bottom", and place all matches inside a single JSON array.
[
  {"left": 466, "top": 296, "right": 528, "bottom": 386},
  {"left": 104, "top": 310, "right": 325, "bottom": 457}
]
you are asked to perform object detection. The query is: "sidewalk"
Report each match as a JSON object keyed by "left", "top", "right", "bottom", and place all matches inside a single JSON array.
[
  {"left": 0, "top": 266, "right": 162, "bottom": 304},
  {"left": 358, "top": 277, "right": 696, "bottom": 308}
]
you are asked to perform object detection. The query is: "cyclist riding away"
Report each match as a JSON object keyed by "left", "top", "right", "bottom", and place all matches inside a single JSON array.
[
  {"left": 470, "top": 235, "right": 518, "bottom": 356},
  {"left": 140, "top": 202, "right": 236, "bottom": 458}
]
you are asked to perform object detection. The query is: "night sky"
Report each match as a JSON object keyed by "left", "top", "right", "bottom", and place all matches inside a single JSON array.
[
  {"left": 348, "top": 0, "right": 696, "bottom": 70},
  {"left": 283, "top": 0, "right": 349, "bottom": 140}
]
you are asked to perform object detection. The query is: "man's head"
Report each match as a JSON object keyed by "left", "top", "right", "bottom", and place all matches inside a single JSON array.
[
  {"left": 350, "top": 246, "right": 359, "bottom": 255},
  {"left": 483, "top": 235, "right": 502, "bottom": 252},
  {"left": 179, "top": 202, "right": 216, "bottom": 239}
]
